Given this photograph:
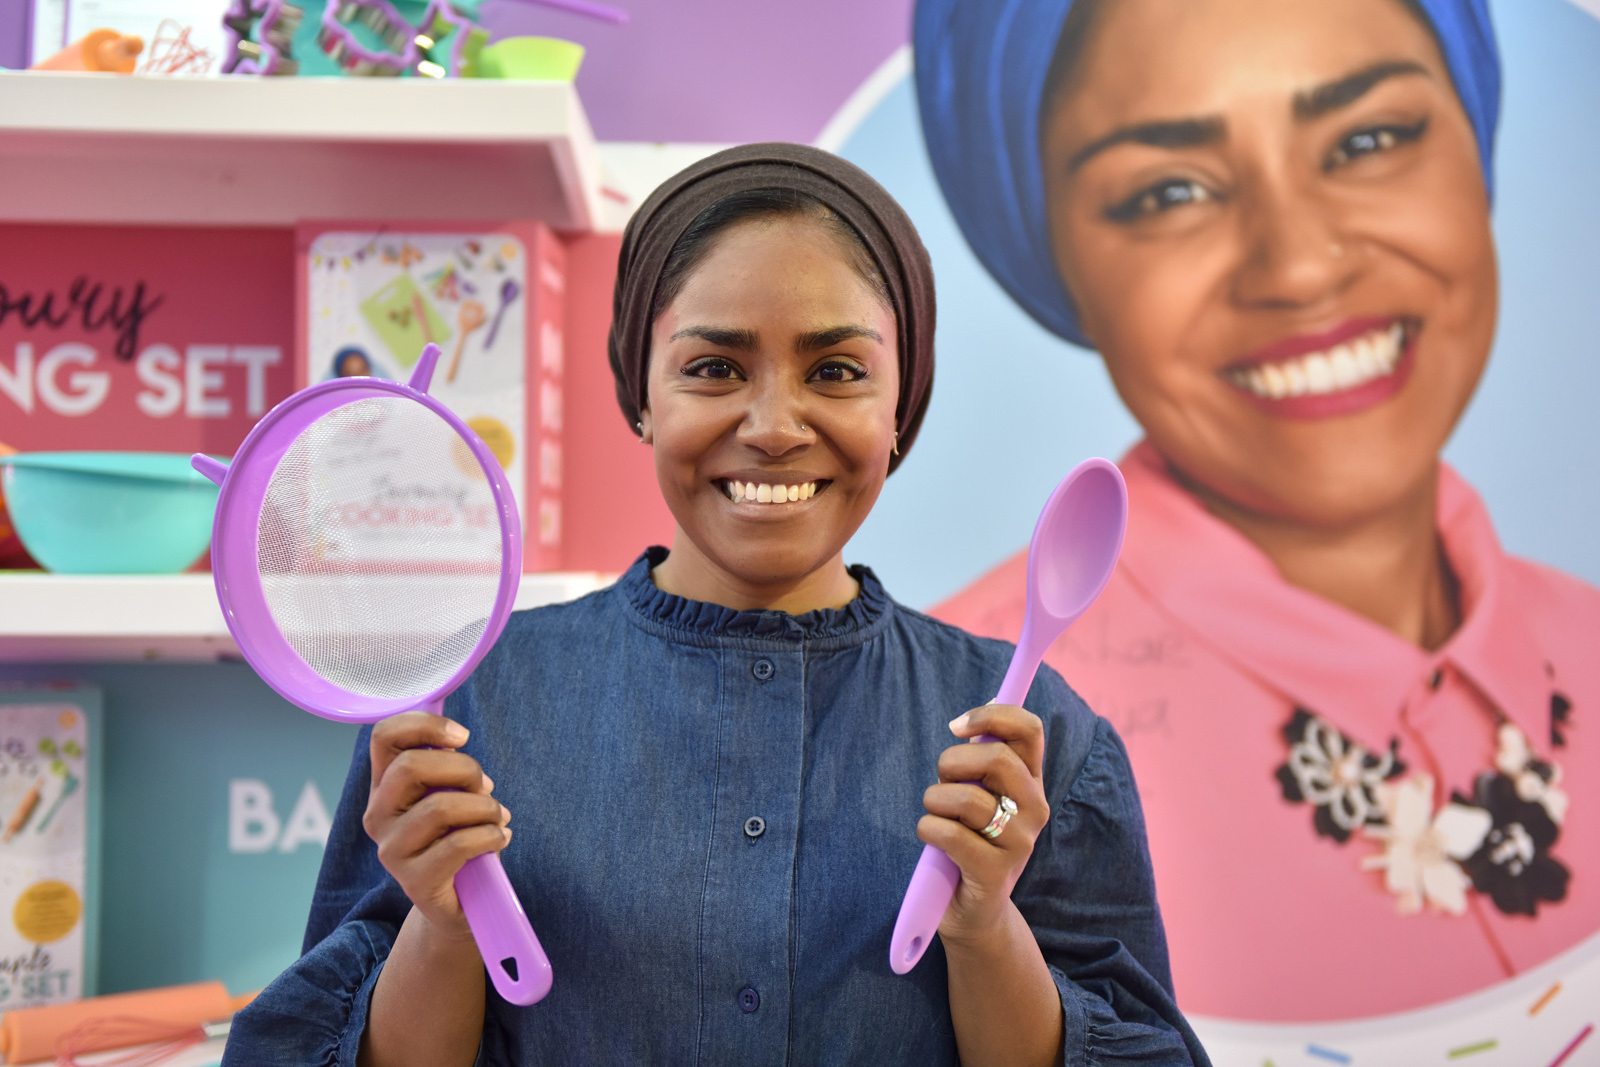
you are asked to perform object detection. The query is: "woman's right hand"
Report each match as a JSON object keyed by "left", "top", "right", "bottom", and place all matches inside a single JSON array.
[{"left": 362, "top": 711, "right": 511, "bottom": 939}]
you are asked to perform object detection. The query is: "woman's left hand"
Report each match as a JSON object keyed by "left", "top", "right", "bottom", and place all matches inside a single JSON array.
[{"left": 918, "top": 703, "right": 1049, "bottom": 950}]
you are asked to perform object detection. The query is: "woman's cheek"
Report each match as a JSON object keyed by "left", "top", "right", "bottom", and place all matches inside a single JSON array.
[
  {"left": 1074, "top": 244, "right": 1221, "bottom": 402},
  {"left": 1351, "top": 176, "right": 1496, "bottom": 416}
]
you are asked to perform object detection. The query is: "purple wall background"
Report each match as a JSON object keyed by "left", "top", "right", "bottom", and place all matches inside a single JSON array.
[
  {"left": 0, "top": 0, "right": 911, "bottom": 144},
  {"left": 0, "top": 0, "right": 27, "bottom": 65}
]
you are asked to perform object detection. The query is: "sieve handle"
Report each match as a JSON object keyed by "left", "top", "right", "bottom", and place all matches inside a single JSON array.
[
  {"left": 456, "top": 851, "right": 553, "bottom": 1005},
  {"left": 418, "top": 695, "right": 551, "bottom": 1005}
]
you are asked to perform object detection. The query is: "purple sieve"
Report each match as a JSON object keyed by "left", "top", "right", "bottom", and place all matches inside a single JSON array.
[{"left": 192, "top": 343, "right": 552, "bottom": 1005}]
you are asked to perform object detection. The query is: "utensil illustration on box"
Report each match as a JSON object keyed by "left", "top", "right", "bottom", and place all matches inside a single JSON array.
[
  {"left": 483, "top": 279, "right": 521, "bottom": 350},
  {"left": 191, "top": 343, "right": 552, "bottom": 1005},
  {"left": 411, "top": 294, "right": 435, "bottom": 344},
  {"left": 448, "top": 300, "right": 488, "bottom": 383},
  {"left": 889, "top": 458, "right": 1128, "bottom": 974},
  {"left": 3, "top": 779, "right": 43, "bottom": 843},
  {"left": 35, "top": 772, "right": 80, "bottom": 834}
]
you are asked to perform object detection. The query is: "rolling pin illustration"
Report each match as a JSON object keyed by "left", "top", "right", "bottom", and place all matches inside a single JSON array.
[{"left": 3, "top": 779, "right": 44, "bottom": 843}]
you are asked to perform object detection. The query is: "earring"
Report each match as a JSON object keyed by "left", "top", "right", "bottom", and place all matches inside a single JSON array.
[
  {"left": 636, "top": 420, "right": 647, "bottom": 444},
  {"left": 892, "top": 432, "right": 900, "bottom": 457}
]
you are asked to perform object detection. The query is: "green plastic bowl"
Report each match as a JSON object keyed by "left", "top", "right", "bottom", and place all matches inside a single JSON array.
[
  {"left": 0, "top": 452, "right": 221, "bottom": 574},
  {"left": 476, "top": 37, "right": 585, "bottom": 81}
]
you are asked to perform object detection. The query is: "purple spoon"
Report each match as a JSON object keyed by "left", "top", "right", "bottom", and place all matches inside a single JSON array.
[
  {"left": 889, "top": 457, "right": 1128, "bottom": 974},
  {"left": 483, "top": 278, "right": 521, "bottom": 350}
]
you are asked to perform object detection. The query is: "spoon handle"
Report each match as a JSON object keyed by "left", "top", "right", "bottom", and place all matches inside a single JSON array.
[
  {"left": 457, "top": 850, "right": 554, "bottom": 1005},
  {"left": 993, "top": 661, "right": 1036, "bottom": 708},
  {"left": 890, "top": 643, "right": 1044, "bottom": 974},
  {"left": 890, "top": 844, "right": 962, "bottom": 973}
]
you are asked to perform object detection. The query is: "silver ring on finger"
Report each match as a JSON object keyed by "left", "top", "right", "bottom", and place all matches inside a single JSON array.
[{"left": 980, "top": 794, "right": 1017, "bottom": 840}]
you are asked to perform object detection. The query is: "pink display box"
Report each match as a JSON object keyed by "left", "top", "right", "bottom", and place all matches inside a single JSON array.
[{"left": 0, "top": 223, "right": 296, "bottom": 456}]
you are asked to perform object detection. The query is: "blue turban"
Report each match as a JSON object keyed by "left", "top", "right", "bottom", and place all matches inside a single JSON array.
[{"left": 913, "top": 0, "right": 1501, "bottom": 349}]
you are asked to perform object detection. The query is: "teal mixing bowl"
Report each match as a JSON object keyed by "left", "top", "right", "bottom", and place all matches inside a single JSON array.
[{"left": 0, "top": 452, "right": 222, "bottom": 574}]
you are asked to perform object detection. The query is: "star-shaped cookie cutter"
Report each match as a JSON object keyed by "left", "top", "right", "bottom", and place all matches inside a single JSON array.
[{"left": 223, "top": 0, "right": 304, "bottom": 74}]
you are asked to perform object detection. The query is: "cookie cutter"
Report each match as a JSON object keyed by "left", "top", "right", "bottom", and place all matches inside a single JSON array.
[
  {"left": 412, "top": 1, "right": 488, "bottom": 78},
  {"left": 222, "top": 0, "right": 303, "bottom": 74},
  {"left": 318, "top": 0, "right": 486, "bottom": 77}
]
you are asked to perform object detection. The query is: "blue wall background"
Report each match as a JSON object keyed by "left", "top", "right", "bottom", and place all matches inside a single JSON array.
[{"left": 844, "top": 0, "right": 1600, "bottom": 610}]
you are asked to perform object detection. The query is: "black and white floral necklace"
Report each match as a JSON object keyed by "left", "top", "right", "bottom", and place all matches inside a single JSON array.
[{"left": 1275, "top": 694, "right": 1572, "bottom": 918}]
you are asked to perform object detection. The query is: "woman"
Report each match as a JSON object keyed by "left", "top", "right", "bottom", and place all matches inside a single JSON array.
[
  {"left": 222, "top": 144, "right": 1205, "bottom": 1066},
  {"left": 918, "top": 0, "right": 1599, "bottom": 1023}
]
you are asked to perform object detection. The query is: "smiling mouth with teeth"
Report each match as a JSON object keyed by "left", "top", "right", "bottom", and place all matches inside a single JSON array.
[
  {"left": 719, "top": 479, "right": 827, "bottom": 504},
  {"left": 1223, "top": 319, "right": 1415, "bottom": 418}
]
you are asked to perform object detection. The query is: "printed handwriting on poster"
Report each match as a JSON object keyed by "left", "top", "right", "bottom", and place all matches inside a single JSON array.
[
  {"left": 0, "top": 344, "right": 281, "bottom": 419},
  {"left": 0, "top": 278, "right": 164, "bottom": 361},
  {"left": 0, "top": 946, "right": 69, "bottom": 1005}
]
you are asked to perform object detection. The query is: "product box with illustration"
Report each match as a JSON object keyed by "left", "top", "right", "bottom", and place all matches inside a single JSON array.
[
  {"left": 296, "top": 222, "right": 566, "bottom": 572},
  {"left": 0, "top": 684, "right": 101, "bottom": 1011}
]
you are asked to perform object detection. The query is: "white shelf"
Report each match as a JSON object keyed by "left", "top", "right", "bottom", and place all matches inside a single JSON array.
[
  {"left": 0, "top": 571, "right": 612, "bottom": 662},
  {"left": 0, "top": 71, "right": 606, "bottom": 228}
]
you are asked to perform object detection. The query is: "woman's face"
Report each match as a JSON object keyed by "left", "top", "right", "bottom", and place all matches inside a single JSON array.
[
  {"left": 1041, "top": 0, "right": 1497, "bottom": 525},
  {"left": 641, "top": 215, "right": 900, "bottom": 591}
]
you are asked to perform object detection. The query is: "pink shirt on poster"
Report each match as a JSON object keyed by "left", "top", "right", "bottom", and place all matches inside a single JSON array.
[{"left": 935, "top": 441, "right": 1599, "bottom": 1021}]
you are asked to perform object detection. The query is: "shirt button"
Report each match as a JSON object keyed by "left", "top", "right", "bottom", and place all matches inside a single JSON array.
[
  {"left": 738, "top": 986, "right": 760, "bottom": 1013},
  {"left": 752, "top": 659, "right": 775, "bottom": 681},
  {"left": 743, "top": 816, "right": 766, "bottom": 840}
]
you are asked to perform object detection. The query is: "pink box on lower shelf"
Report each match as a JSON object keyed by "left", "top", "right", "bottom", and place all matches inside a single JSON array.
[{"left": 295, "top": 222, "right": 566, "bottom": 572}]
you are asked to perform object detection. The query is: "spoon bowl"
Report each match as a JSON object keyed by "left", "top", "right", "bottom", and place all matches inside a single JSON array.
[
  {"left": 1003, "top": 459, "right": 1127, "bottom": 698},
  {"left": 890, "top": 457, "right": 1128, "bottom": 974}
]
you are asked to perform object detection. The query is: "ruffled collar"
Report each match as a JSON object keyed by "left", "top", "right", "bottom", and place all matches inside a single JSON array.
[{"left": 615, "top": 546, "right": 894, "bottom": 647}]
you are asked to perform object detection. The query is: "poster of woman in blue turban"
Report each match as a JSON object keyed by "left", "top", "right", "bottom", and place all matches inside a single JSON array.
[{"left": 910, "top": 0, "right": 1600, "bottom": 1060}]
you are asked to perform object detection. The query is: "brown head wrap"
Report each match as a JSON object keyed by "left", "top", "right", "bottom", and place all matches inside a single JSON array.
[{"left": 607, "top": 142, "right": 936, "bottom": 473}]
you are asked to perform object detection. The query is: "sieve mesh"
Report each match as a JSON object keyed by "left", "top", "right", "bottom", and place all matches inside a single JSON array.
[{"left": 257, "top": 396, "right": 506, "bottom": 701}]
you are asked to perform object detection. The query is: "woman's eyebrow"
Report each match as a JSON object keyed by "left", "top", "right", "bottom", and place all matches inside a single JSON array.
[
  {"left": 1065, "top": 60, "right": 1432, "bottom": 174},
  {"left": 1292, "top": 60, "right": 1431, "bottom": 122},
  {"left": 1068, "top": 117, "right": 1225, "bottom": 173},
  {"left": 796, "top": 325, "right": 884, "bottom": 351},
  {"left": 669, "top": 325, "right": 759, "bottom": 349}
]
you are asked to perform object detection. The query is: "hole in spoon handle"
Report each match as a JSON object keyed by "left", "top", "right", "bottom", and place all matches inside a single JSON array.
[
  {"left": 891, "top": 691, "right": 1036, "bottom": 972},
  {"left": 456, "top": 851, "right": 553, "bottom": 1005},
  {"left": 890, "top": 842, "right": 962, "bottom": 973}
]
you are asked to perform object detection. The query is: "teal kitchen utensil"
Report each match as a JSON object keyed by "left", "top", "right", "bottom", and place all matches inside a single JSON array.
[{"left": 35, "top": 771, "right": 80, "bottom": 833}]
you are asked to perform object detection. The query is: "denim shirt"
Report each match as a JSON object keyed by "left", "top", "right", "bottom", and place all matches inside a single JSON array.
[{"left": 224, "top": 549, "right": 1207, "bottom": 1066}]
